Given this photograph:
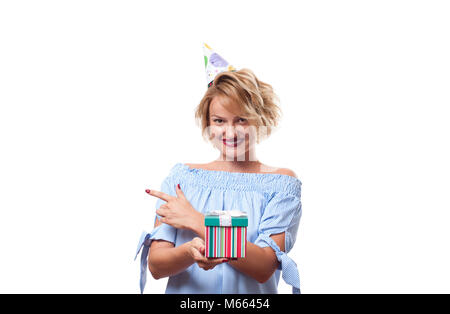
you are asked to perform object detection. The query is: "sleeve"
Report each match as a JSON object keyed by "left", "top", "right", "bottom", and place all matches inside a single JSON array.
[
  {"left": 254, "top": 190, "right": 302, "bottom": 294},
  {"left": 134, "top": 175, "right": 178, "bottom": 294}
]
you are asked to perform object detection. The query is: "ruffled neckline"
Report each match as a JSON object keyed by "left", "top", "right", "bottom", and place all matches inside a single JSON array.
[{"left": 168, "top": 162, "right": 302, "bottom": 196}]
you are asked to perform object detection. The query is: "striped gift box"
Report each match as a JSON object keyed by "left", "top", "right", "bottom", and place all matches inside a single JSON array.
[{"left": 204, "top": 210, "right": 248, "bottom": 258}]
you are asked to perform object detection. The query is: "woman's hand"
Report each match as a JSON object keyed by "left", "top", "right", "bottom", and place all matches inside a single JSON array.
[
  {"left": 188, "top": 237, "right": 228, "bottom": 271},
  {"left": 146, "top": 184, "right": 203, "bottom": 231}
]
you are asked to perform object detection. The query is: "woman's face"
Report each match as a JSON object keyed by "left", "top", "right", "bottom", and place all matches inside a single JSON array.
[{"left": 207, "top": 95, "right": 258, "bottom": 161}]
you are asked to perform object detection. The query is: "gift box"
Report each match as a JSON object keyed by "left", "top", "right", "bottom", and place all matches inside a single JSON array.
[{"left": 204, "top": 210, "right": 248, "bottom": 258}]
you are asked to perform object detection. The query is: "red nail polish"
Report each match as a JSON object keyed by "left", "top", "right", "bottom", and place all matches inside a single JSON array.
[
  {"left": 177, "top": 183, "right": 180, "bottom": 189},
  {"left": 145, "top": 189, "right": 151, "bottom": 194}
]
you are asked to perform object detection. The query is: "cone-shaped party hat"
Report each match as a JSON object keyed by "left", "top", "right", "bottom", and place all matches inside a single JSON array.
[{"left": 203, "top": 42, "right": 236, "bottom": 88}]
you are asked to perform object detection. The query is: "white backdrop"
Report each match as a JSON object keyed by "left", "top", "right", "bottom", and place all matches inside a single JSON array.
[{"left": 1, "top": 0, "right": 449, "bottom": 293}]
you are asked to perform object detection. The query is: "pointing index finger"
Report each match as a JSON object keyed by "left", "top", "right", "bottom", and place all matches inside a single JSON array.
[{"left": 146, "top": 189, "right": 173, "bottom": 202}]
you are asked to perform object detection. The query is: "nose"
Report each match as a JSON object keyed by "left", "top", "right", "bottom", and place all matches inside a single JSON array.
[{"left": 222, "top": 125, "right": 239, "bottom": 139}]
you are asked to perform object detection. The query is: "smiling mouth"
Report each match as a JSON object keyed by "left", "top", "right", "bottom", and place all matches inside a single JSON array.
[{"left": 222, "top": 138, "right": 244, "bottom": 147}]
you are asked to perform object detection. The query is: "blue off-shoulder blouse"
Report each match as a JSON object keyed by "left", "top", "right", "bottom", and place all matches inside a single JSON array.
[{"left": 135, "top": 162, "right": 303, "bottom": 294}]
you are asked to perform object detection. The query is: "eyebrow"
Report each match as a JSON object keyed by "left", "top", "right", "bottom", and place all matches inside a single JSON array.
[{"left": 211, "top": 115, "right": 245, "bottom": 119}]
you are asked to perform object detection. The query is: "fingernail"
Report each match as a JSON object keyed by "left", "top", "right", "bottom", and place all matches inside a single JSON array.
[
  {"left": 224, "top": 259, "right": 229, "bottom": 262},
  {"left": 145, "top": 189, "right": 151, "bottom": 194},
  {"left": 177, "top": 183, "right": 180, "bottom": 189}
]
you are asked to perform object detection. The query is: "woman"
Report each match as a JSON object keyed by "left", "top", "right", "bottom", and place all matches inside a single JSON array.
[{"left": 135, "top": 68, "right": 302, "bottom": 294}]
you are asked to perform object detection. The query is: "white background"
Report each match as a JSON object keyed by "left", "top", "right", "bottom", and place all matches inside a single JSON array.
[{"left": 1, "top": 0, "right": 449, "bottom": 293}]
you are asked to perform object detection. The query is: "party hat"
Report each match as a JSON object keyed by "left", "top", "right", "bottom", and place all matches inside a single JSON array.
[{"left": 203, "top": 42, "right": 236, "bottom": 88}]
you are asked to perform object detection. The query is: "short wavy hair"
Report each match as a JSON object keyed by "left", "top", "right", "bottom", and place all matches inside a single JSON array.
[{"left": 194, "top": 68, "right": 282, "bottom": 144}]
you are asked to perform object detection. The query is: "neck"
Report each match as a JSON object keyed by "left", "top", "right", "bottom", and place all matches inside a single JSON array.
[{"left": 215, "top": 147, "right": 259, "bottom": 169}]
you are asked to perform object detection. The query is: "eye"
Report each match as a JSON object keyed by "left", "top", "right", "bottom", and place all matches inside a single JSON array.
[
  {"left": 213, "top": 119, "right": 224, "bottom": 123},
  {"left": 238, "top": 118, "right": 247, "bottom": 123}
]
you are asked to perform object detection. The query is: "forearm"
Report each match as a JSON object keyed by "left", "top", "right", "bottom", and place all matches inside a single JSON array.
[
  {"left": 148, "top": 242, "right": 194, "bottom": 279},
  {"left": 189, "top": 211, "right": 206, "bottom": 240},
  {"left": 227, "top": 241, "right": 279, "bottom": 283}
]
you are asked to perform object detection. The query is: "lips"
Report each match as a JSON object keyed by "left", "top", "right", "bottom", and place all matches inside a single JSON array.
[{"left": 222, "top": 138, "right": 244, "bottom": 147}]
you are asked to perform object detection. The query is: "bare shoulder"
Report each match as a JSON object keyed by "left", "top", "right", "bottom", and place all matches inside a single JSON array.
[
  {"left": 262, "top": 164, "right": 298, "bottom": 178},
  {"left": 184, "top": 162, "right": 210, "bottom": 170},
  {"left": 278, "top": 168, "right": 298, "bottom": 178}
]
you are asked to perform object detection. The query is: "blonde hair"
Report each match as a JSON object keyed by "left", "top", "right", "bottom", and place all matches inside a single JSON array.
[{"left": 194, "top": 68, "right": 282, "bottom": 144}]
